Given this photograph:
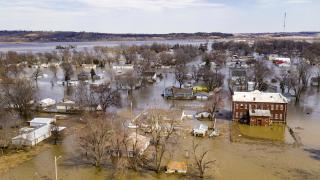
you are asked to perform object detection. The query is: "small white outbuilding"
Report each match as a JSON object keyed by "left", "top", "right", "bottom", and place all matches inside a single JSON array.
[
  {"left": 39, "top": 98, "right": 56, "bottom": 107},
  {"left": 12, "top": 117, "right": 65, "bottom": 146}
]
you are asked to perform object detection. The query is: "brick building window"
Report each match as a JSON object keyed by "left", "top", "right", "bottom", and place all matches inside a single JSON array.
[
  {"left": 275, "top": 105, "right": 279, "bottom": 110},
  {"left": 240, "top": 104, "right": 244, "bottom": 109},
  {"left": 280, "top": 105, "right": 284, "bottom": 110},
  {"left": 279, "top": 114, "right": 283, "bottom": 120},
  {"left": 275, "top": 114, "right": 279, "bottom": 119},
  {"left": 236, "top": 112, "right": 239, "bottom": 118},
  {"left": 235, "top": 104, "right": 239, "bottom": 110}
]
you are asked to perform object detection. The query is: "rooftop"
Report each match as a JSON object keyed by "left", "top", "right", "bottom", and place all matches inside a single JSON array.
[
  {"left": 29, "top": 117, "right": 55, "bottom": 125},
  {"left": 167, "top": 161, "right": 187, "bottom": 172},
  {"left": 233, "top": 90, "right": 288, "bottom": 104}
]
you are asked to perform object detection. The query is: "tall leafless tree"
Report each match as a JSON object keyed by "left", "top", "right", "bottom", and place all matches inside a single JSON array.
[
  {"left": 175, "top": 64, "right": 188, "bottom": 88},
  {"left": 4, "top": 79, "right": 35, "bottom": 119},
  {"left": 192, "top": 140, "right": 215, "bottom": 178},
  {"left": 78, "top": 114, "right": 114, "bottom": 167}
]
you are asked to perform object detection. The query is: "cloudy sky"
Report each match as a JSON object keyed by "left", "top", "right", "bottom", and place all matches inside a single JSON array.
[{"left": 0, "top": 0, "right": 319, "bottom": 33}]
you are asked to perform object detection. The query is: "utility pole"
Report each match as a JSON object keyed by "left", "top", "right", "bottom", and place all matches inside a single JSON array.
[
  {"left": 283, "top": 12, "right": 287, "bottom": 33},
  {"left": 54, "top": 155, "right": 62, "bottom": 180}
]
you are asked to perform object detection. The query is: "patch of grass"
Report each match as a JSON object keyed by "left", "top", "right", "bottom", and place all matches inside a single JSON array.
[{"left": 237, "top": 124, "right": 286, "bottom": 141}]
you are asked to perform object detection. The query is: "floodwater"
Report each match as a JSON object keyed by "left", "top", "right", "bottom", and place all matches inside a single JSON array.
[
  {"left": 2, "top": 51, "right": 320, "bottom": 179},
  {"left": 0, "top": 40, "right": 212, "bottom": 53}
]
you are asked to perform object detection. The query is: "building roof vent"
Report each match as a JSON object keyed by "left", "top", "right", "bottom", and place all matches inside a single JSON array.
[{"left": 253, "top": 97, "right": 256, "bottom": 101}]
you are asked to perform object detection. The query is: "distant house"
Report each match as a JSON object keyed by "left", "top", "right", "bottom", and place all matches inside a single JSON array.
[
  {"left": 195, "top": 92, "right": 210, "bottom": 100},
  {"left": 166, "top": 161, "right": 187, "bottom": 174},
  {"left": 311, "top": 77, "right": 320, "bottom": 87},
  {"left": 12, "top": 117, "right": 65, "bottom": 146},
  {"left": 77, "top": 71, "right": 90, "bottom": 80},
  {"left": 81, "top": 64, "right": 96, "bottom": 69},
  {"left": 163, "top": 87, "right": 194, "bottom": 100},
  {"left": 192, "top": 85, "right": 208, "bottom": 93},
  {"left": 40, "top": 63, "right": 49, "bottom": 68},
  {"left": 112, "top": 64, "right": 134, "bottom": 71},
  {"left": 232, "top": 90, "right": 288, "bottom": 125},
  {"left": 142, "top": 71, "right": 157, "bottom": 83},
  {"left": 56, "top": 100, "right": 79, "bottom": 112},
  {"left": 39, "top": 98, "right": 56, "bottom": 108}
]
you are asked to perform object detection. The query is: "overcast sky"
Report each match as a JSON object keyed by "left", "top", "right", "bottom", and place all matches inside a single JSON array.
[{"left": 0, "top": 0, "right": 319, "bottom": 33}]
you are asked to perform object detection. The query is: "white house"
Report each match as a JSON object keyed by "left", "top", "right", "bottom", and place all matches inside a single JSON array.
[
  {"left": 82, "top": 64, "right": 96, "bottom": 69},
  {"left": 39, "top": 98, "right": 56, "bottom": 108},
  {"left": 112, "top": 64, "right": 134, "bottom": 71},
  {"left": 12, "top": 118, "right": 62, "bottom": 146}
]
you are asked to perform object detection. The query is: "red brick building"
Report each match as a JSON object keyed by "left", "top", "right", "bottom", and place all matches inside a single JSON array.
[{"left": 232, "top": 90, "right": 288, "bottom": 125}]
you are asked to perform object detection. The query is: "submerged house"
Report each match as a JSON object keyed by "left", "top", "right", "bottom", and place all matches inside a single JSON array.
[
  {"left": 232, "top": 90, "right": 288, "bottom": 125},
  {"left": 166, "top": 161, "right": 187, "bottom": 174},
  {"left": 311, "top": 77, "right": 320, "bottom": 87},
  {"left": 142, "top": 71, "right": 157, "bottom": 83},
  {"left": 192, "top": 124, "right": 208, "bottom": 137},
  {"left": 163, "top": 87, "right": 194, "bottom": 100},
  {"left": 56, "top": 100, "right": 79, "bottom": 112},
  {"left": 12, "top": 118, "right": 64, "bottom": 146}
]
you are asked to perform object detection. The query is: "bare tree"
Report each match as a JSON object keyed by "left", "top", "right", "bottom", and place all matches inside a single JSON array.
[
  {"left": 315, "top": 66, "right": 320, "bottom": 92},
  {"left": 33, "top": 67, "right": 42, "bottom": 83},
  {"left": 206, "top": 91, "right": 223, "bottom": 121},
  {"left": 202, "top": 69, "right": 224, "bottom": 91},
  {"left": 251, "top": 61, "right": 271, "bottom": 91},
  {"left": 192, "top": 140, "right": 215, "bottom": 178},
  {"left": 61, "top": 62, "right": 74, "bottom": 85},
  {"left": 49, "top": 64, "right": 58, "bottom": 78},
  {"left": 50, "top": 121, "right": 62, "bottom": 145},
  {"left": 4, "top": 79, "right": 35, "bottom": 119},
  {"left": 175, "top": 64, "right": 188, "bottom": 88},
  {"left": 75, "top": 81, "right": 91, "bottom": 111},
  {"left": 92, "top": 83, "right": 121, "bottom": 112},
  {"left": 147, "top": 111, "right": 175, "bottom": 173},
  {"left": 79, "top": 114, "right": 114, "bottom": 167}
]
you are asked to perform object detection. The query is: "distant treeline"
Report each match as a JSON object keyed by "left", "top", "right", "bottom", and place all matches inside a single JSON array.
[{"left": 0, "top": 30, "right": 233, "bottom": 42}]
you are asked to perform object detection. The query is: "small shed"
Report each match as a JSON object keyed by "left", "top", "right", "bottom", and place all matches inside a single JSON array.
[{"left": 166, "top": 161, "right": 187, "bottom": 174}]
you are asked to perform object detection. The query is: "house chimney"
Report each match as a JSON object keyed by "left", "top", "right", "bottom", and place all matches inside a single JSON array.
[{"left": 253, "top": 97, "right": 256, "bottom": 101}]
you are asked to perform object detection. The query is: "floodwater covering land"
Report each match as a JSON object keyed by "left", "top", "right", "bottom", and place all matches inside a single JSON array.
[{"left": 0, "top": 41, "right": 320, "bottom": 180}]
